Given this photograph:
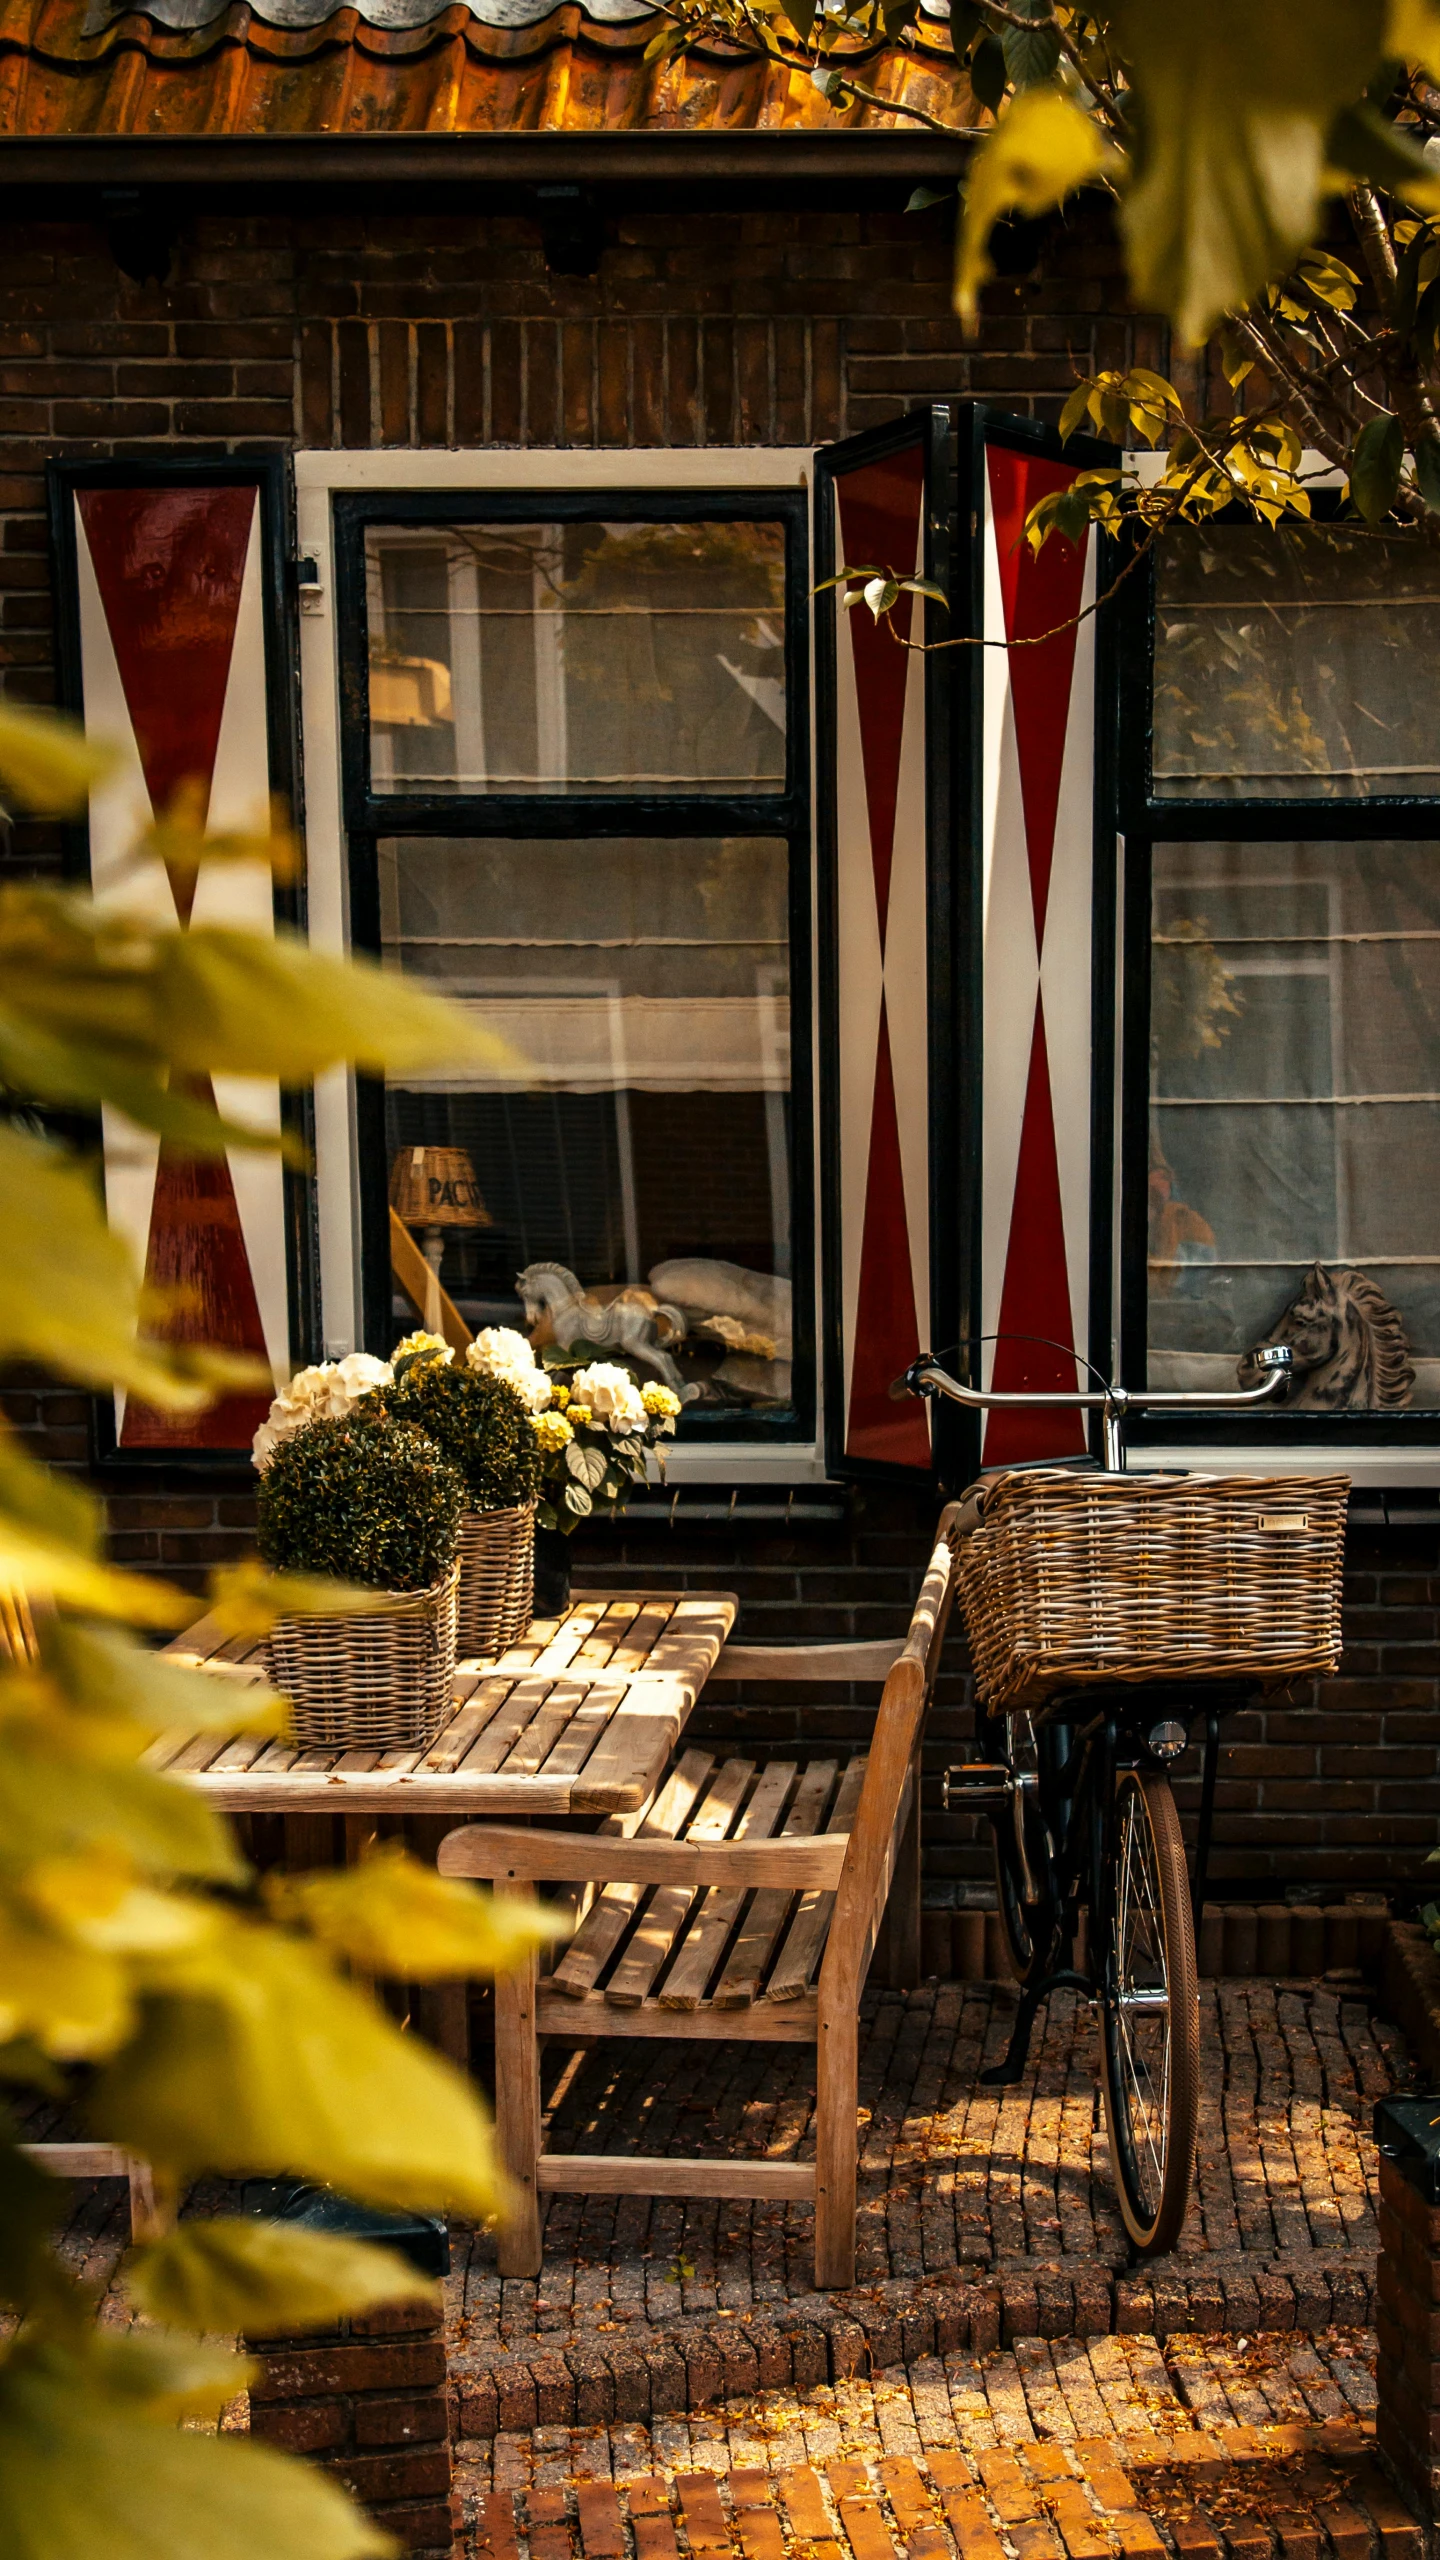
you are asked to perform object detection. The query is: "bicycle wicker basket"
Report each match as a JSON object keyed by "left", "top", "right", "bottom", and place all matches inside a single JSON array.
[
  {"left": 957, "top": 1470, "right": 1348, "bottom": 1709},
  {"left": 265, "top": 1560, "right": 460, "bottom": 1752},
  {"left": 456, "top": 1500, "right": 535, "bottom": 1659}
]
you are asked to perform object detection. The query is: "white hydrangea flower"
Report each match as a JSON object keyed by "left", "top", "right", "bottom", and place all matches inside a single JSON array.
[
  {"left": 250, "top": 1353, "right": 394, "bottom": 1471},
  {"left": 570, "top": 1361, "right": 647, "bottom": 1434},
  {"left": 466, "top": 1326, "right": 553, "bottom": 1414}
]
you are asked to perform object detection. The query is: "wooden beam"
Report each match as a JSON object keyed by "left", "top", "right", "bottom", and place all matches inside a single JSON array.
[
  {"left": 21, "top": 2143, "right": 131, "bottom": 2180},
  {"left": 389, "top": 1208, "right": 472, "bottom": 1355},
  {"left": 534, "top": 2155, "right": 816, "bottom": 2200},
  {"left": 536, "top": 1988, "right": 816, "bottom": 2042},
  {"left": 439, "top": 1825, "right": 847, "bottom": 1891},
  {"left": 710, "top": 1641, "right": 904, "bottom": 1683}
]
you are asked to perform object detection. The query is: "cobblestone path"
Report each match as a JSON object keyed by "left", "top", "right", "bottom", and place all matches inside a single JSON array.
[{"left": 451, "top": 1980, "right": 1401, "bottom": 2413}]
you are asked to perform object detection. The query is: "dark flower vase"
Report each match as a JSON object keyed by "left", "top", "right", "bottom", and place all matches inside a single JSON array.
[{"left": 533, "top": 1524, "right": 572, "bottom": 1619}]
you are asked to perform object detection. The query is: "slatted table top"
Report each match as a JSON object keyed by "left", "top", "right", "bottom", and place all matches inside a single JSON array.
[{"left": 149, "top": 1588, "right": 737, "bottom": 1817}]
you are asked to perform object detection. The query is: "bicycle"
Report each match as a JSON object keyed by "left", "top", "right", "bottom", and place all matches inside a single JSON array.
[{"left": 905, "top": 1344, "right": 1347, "bottom": 2257}]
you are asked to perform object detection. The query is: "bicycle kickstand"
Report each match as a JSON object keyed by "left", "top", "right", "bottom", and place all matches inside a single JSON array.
[{"left": 979, "top": 1983, "right": 1045, "bottom": 2087}]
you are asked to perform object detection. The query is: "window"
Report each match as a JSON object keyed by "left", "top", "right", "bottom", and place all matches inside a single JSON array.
[
  {"left": 336, "top": 491, "right": 811, "bottom": 1445},
  {"left": 1119, "top": 511, "right": 1440, "bottom": 1435}
]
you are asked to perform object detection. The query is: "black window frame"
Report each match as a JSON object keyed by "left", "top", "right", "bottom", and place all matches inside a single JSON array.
[
  {"left": 332, "top": 483, "right": 816, "bottom": 1449},
  {"left": 1107, "top": 497, "right": 1440, "bottom": 1453}
]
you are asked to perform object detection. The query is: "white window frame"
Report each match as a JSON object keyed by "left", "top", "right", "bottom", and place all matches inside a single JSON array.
[{"left": 294, "top": 447, "right": 828, "bottom": 1484}]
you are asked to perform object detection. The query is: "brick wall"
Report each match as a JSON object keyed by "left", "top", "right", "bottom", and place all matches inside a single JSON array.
[{"left": 0, "top": 182, "right": 1434, "bottom": 1900}]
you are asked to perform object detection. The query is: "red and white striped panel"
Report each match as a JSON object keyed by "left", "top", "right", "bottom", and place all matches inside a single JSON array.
[
  {"left": 832, "top": 443, "right": 932, "bottom": 1471},
  {"left": 74, "top": 482, "right": 287, "bottom": 1450},
  {"left": 979, "top": 440, "right": 1097, "bottom": 1466}
]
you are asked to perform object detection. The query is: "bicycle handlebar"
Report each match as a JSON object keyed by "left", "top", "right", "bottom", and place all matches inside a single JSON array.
[{"left": 905, "top": 1344, "right": 1293, "bottom": 1472}]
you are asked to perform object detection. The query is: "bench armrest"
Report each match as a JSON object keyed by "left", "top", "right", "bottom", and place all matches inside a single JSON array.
[{"left": 437, "top": 1825, "right": 848, "bottom": 1893}]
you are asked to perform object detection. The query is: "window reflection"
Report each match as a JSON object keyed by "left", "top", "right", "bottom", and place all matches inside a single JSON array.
[
  {"left": 1148, "top": 840, "right": 1440, "bottom": 1407},
  {"left": 1153, "top": 522, "right": 1440, "bottom": 800},
  {"left": 380, "top": 836, "right": 795, "bottom": 1420},
  {"left": 365, "top": 521, "right": 787, "bottom": 796}
]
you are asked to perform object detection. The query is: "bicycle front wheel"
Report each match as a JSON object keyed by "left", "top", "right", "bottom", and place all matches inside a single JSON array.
[{"left": 1098, "top": 1769, "right": 1199, "bottom": 2256}]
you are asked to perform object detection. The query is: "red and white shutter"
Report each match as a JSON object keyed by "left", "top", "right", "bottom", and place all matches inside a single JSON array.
[
  {"left": 68, "top": 476, "right": 290, "bottom": 1452},
  {"left": 977, "top": 423, "right": 1099, "bottom": 1466},
  {"left": 814, "top": 411, "right": 951, "bottom": 1478}
]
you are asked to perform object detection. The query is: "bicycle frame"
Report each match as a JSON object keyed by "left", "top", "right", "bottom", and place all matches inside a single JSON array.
[{"left": 913, "top": 1342, "right": 1295, "bottom": 2094}]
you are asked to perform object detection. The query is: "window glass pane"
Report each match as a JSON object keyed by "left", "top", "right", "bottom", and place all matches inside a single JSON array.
[
  {"left": 1153, "top": 522, "right": 1440, "bottom": 800},
  {"left": 1148, "top": 839, "right": 1440, "bottom": 1407},
  {"left": 380, "top": 836, "right": 796, "bottom": 1424},
  {"left": 365, "top": 521, "right": 787, "bottom": 797}
]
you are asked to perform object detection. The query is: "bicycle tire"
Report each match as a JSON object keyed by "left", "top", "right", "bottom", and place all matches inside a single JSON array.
[
  {"left": 1098, "top": 1769, "right": 1199, "bottom": 2256},
  {"left": 980, "top": 1708, "right": 1044, "bottom": 1987}
]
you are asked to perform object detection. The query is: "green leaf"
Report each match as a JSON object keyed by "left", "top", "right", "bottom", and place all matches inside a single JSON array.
[
  {"left": 127, "top": 2217, "right": 432, "bottom": 2336},
  {"left": 1326, "top": 99, "right": 1440, "bottom": 210},
  {"left": 969, "top": 30, "right": 1007, "bottom": 111},
  {"left": 1349, "top": 412, "right": 1405, "bottom": 522},
  {"left": 879, "top": 0, "right": 916, "bottom": 37},
  {"left": 1110, "top": 0, "right": 1393, "bottom": 347},
  {"left": 89, "top": 1913, "right": 505, "bottom": 2215},
  {"left": 0, "top": 2338, "right": 390, "bottom": 2560},
  {"left": 265, "top": 1843, "right": 563, "bottom": 1981},
  {"left": 948, "top": 0, "right": 983, "bottom": 59},
  {"left": 564, "top": 1440, "right": 607, "bottom": 1491},
  {"left": 563, "top": 1482, "right": 593, "bottom": 1518},
  {"left": 905, "top": 186, "right": 953, "bottom": 212},
  {"left": 956, "top": 85, "right": 1116, "bottom": 320},
  {"left": 1000, "top": 1, "right": 1060, "bottom": 89},
  {"left": 1416, "top": 437, "right": 1440, "bottom": 510},
  {"left": 779, "top": 0, "right": 815, "bottom": 39}
]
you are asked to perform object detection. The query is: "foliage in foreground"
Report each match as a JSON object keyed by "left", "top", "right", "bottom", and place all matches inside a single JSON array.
[
  {"left": 651, "top": 2, "right": 1440, "bottom": 561},
  {"left": 0, "top": 711, "right": 555, "bottom": 2560}
]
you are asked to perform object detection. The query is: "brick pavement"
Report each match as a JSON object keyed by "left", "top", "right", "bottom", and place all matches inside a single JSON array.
[
  {"left": 449, "top": 2355, "right": 1415, "bottom": 2560},
  {"left": 447, "top": 1980, "right": 1401, "bottom": 2430}
]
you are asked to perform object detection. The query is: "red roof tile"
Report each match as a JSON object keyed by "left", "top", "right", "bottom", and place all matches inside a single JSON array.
[{"left": 0, "top": 0, "right": 975, "bottom": 141}]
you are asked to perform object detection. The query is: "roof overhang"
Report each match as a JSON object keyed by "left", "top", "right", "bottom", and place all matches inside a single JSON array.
[{"left": 0, "top": 127, "right": 975, "bottom": 187}]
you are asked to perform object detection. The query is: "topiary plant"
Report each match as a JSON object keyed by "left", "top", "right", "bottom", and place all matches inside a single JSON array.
[
  {"left": 256, "top": 1407, "right": 464, "bottom": 1592},
  {"left": 381, "top": 1359, "right": 542, "bottom": 1514}
]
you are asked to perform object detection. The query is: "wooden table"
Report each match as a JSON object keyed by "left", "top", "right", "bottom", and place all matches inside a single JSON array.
[{"left": 149, "top": 1588, "right": 738, "bottom": 1820}]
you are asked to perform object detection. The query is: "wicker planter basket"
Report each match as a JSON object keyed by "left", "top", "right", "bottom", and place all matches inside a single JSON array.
[
  {"left": 265, "top": 1561, "right": 459, "bottom": 1752},
  {"left": 456, "top": 1501, "right": 535, "bottom": 1660},
  {"left": 957, "top": 1469, "right": 1349, "bottom": 1709}
]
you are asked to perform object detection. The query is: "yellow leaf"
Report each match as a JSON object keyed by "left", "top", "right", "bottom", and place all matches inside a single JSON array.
[
  {"left": 89, "top": 2330, "right": 255, "bottom": 2422},
  {"left": 40, "top": 1620, "right": 286, "bottom": 1741},
  {"left": 1112, "top": 0, "right": 1390, "bottom": 346},
  {"left": 955, "top": 85, "right": 1117, "bottom": 322},
  {"left": 0, "top": 704, "right": 118, "bottom": 817},
  {"left": 1390, "top": 0, "right": 1440, "bottom": 73},
  {"left": 0, "top": 1123, "right": 250, "bottom": 1416},
  {"left": 0, "top": 1509, "right": 189, "bottom": 1630},
  {"left": 206, "top": 1557, "right": 398, "bottom": 1642},
  {"left": 0, "top": 1699, "right": 245, "bottom": 1883},
  {"left": 132, "top": 779, "right": 301, "bottom": 886},
  {"left": 267, "top": 1843, "right": 565, "bottom": 1981},
  {"left": 128, "top": 2217, "right": 433, "bottom": 2336},
  {"left": 92, "top": 1913, "right": 507, "bottom": 2217},
  {"left": 0, "top": 2339, "right": 391, "bottom": 2560},
  {"left": 24, "top": 1855, "right": 217, "bottom": 1959},
  {"left": 0, "top": 1888, "right": 132, "bottom": 2061}
]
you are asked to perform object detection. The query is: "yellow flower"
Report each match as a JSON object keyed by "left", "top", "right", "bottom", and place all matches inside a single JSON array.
[
  {"left": 551, "top": 1382, "right": 571, "bottom": 1409},
  {"left": 642, "top": 1384, "right": 681, "bottom": 1418},
  {"left": 392, "top": 1330, "right": 452, "bottom": 1367},
  {"left": 567, "top": 1406, "right": 592, "bottom": 1429},
  {"left": 531, "top": 1410, "right": 574, "bottom": 1454}
]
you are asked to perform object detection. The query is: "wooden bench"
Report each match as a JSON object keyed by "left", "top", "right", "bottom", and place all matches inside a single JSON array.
[{"left": 438, "top": 1507, "right": 960, "bottom": 2289}]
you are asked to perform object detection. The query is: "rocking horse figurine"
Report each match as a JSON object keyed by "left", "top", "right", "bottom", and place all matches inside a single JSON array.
[
  {"left": 1238, "top": 1262, "right": 1415, "bottom": 1410},
  {"left": 516, "top": 1261, "right": 693, "bottom": 1391}
]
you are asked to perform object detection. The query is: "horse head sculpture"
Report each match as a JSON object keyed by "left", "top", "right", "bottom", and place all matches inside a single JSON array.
[{"left": 1237, "top": 1263, "right": 1415, "bottom": 1410}]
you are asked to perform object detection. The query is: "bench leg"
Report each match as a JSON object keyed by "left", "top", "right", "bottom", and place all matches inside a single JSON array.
[
  {"left": 495, "top": 1944, "right": 543, "bottom": 2279},
  {"left": 814, "top": 2002, "right": 857, "bottom": 2289}
]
